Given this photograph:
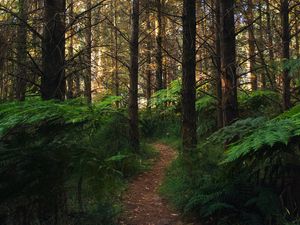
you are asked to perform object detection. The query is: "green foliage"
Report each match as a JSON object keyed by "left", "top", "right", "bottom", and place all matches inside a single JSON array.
[
  {"left": 0, "top": 97, "right": 144, "bottom": 225},
  {"left": 196, "top": 95, "right": 216, "bottom": 113},
  {"left": 145, "top": 83, "right": 182, "bottom": 148},
  {"left": 140, "top": 110, "right": 180, "bottom": 140},
  {"left": 196, "top": 96, "right": 218, "bottom": 136},
  {"left": 223, "top": 104, "right": 300, "bottom": 164},
  {"left": 239, "top": 90, "right": 281, "bottom": 118},
  {"left": 206, "top": 117, "right": 266, "bottom": 144},
  {"left": 267, "top": 58, "right": 300, "bottom": 77},
  {"left": 68, "top": 202, "right": 121, "bottom": 225},
  {"left": 223, "top": 119, "right": 295, "bottom": 163},
  {"left": 150, "top": 79, "right": 181, "bottom": 114},
  {"left": 162, "top": 104, "right": 300, "bottom": 225},
  {"left": 277, "top": 103, "right": 300, "bottom": 119},
  {"left": 150, "top": 82, "right": 280, "bottom": 138},
  {"left": 0, "top": 96, "right": 122, "bottom": 138},
  {"left": 283, "top": 58, "right": 300, "bottom": 77}
]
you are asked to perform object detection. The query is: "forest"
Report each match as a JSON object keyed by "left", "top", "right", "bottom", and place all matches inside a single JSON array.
[{"left": 0, "top": 0, "right": 300, "bottom": 224}]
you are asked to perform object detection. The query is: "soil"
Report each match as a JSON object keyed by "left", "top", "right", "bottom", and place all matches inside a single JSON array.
[{"left": 119, "top": 143, "right": 193, "bottom": 225}]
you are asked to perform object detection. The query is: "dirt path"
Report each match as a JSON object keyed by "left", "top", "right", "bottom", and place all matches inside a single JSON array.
[{"left": 119, "top": 143, "right": 184, "bottom": 225}]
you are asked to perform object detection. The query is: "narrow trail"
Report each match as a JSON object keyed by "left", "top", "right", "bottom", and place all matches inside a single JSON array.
[{"left": 119, "top": 143, "right": 186, "bottom": 225}]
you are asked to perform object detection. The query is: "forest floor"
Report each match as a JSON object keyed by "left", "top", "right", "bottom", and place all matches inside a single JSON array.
[{"left": 119, "top": 143, "right": 195, "bottom": 225}]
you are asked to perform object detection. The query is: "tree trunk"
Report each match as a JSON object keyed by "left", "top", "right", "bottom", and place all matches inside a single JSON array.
[
  {"left": 266, "top": 0, "right": 276, "bottom": 88},
  {"left": 162, "top": 2, "right": 167, "bottom": 89},
  {"left": 42, "top": 0, "right": 66, "bottom": 100},
  {"left": 296, "top": 19, "right": 300, "bottom": 58},
  {"left": 247, "top": 0, "right": 257, "bottom": 91},
  {"left": 129, "top": 0, "right": 140, "bottom": 152},
  {"left": 66, "top": 0, "right": 74, "bottom": 99},
  {"left": 84, "top": 0, "right": 92, "bottom": 104},
  {"left": 146, "top": 2, "right": 152, "bottom": 107},
  {"left": 215, "top": 0, "right": 223, "bottom": 128},
  {"left": 182, "top": 0, "right": 197, "bottom": 152},
  {"left": 155, "top": 0, "right": 163, "bottom": 91},
  {"left": 281, "top": 0, "right": 291, "bottom": 110},
  {"left": 258, "top": 0, "right": 266, "bottom": 89},
  {"left": 296, "top": 17, "right": 300, "bottom": 86},
  {"left": 266, "top": 0, "right": 274, "bottom": 61},
  {"left": 113, "top": 0, "right": 119, "bottom": 105},
  {"left": 0, "top": 35, "right": 6, "bottom": 101},
  {"left": 15, "top": 0, "right": 28, "bottom": 101},
  {"left": 220, "top": 0, "right": 238, "bottom": 125}
]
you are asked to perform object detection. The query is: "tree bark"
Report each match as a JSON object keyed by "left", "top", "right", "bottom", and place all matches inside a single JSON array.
[
  {"left": 84, "top": 0, "right": 92, "bottom": 104},
  {"left": 129, "top": 0, "right": 140, "bottom": 152},
  {"left": 66, "top": 0, "right": 74, "bottom": 99},
  {"left": 182, "top": 0, "right": 197, "bottom": 152},
  {"left": 296, "top": 19, "right": 300, "bottom": 58},
  {"left": 215, "top": 0, "right": 223, "bottom": 128},
  {"left": 0, "top": 35, "right": 7, "bottom": 101},
  {"left": 42, "top": 0, "right": 66, "bottom": 100},
  {"left": 266, "top": 0, "right": 274, "bottom": 61},
  {"left": 15, "top": 0, "right": 28, "bottom": 101},
  {"left": 220, "top": 0, "right": 238, "bottom": 125},
  {"left": 146, "top": 2, "right": 152, "bottom": 107},
  {"left": 155, "top": 0, "right": 163, "bottom": 91},
  {"left": 247, "top": 0, "right": 257, "bottom": 91},
  {"left": 281, "top": 0, "right": 291, "bottom": 110},
  {"left": 113, "top": 0, "right": 119, "bottom": 104},
  {"left": 265, "top": 0, "right": 276, "bottom": 88},
  {"left": 258, "top": 0, "right": 266, "bottom": 89}
]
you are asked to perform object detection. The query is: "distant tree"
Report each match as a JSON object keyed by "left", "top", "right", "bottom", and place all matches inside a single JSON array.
[
  {"left": 146, "top": 1, "right": 153, "bottom": 107},
  {"left": 66, "top": 0, "right": 74, "bottom": 99},
  {"left": 281, "top": 0, "right": 291, "bottom": 110},
  {"left": 265, "top": 0, "right": 276, "bottom": 89},
  {"left": 84, "top": 0, "right": 92, "bottom": 104},
  {"left": 214, "top": 0, "right": 223, "bottom": 128},
  {"left": 113, "top": 0, "right": 119, "bottom": 103},
  {"left": 155, "top": 0, "right": 163, "bottom": 91},
  {"left": 15, "top": 0, "right": 28, "bottom": 101},
  {"left": 220, "top": 0, "right": 238, "bottom": 125},
  {"left": 247, "top": 0, "right": 257, "bottom": 91}
]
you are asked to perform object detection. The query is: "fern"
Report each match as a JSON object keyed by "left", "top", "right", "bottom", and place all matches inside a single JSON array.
[
  {"left": 0, "top": 97, "right": 140, "bottom": 225},
  {"left": 196, "top": 95, "right": 217, "bottom": 112},
  {"left": 150, "top": 79, "right": 181, "bottom": 114},
  {"left": 223, "top": 119, "right": 295, "bottom": 163},
  {"left": 163, "top": 105, "right": 300, "bottom": 225},
  {"left": 222, "top": 103, "right": 300, "bottom": 164},
  {"left": 204, "top": 117, "right": 266, "bottom": 145},
  {"left": 239, "top": 90, "right": 280, "bottom": 118},
  {"left": 196, "top": 96, "right": 218, "bottom": 136},
  {"left": 0, "top": 97, "right": 120, "bottom": 138}
]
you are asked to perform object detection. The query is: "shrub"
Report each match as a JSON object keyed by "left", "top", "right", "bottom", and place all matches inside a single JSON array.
[
  {"left": 238, "top": 90, "right": 281, "bottom": 118},
  {"left": 0, "top": 97, "right": 143, "bottom": 225},
  {"left": 162, "top": 104, "right": 300, "bottom": 225}
]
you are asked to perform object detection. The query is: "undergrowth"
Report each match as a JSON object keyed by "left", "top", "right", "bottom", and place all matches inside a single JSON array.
[
  {"left": 161, "top": 104, "right": 300, "bottom": 225},
  {"left": 0, "top": 97, "right": 152, "bottom": 225},
  {"left": 155, "top": 87, "right": 300, "bottom": 225},
  {"left": 0, "top": 87, "right": 289, "bottom": 225}
]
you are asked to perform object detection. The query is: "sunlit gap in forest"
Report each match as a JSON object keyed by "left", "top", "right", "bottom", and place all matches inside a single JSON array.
[{"left": 0, "top": 0, "right": 300, "bottom": 225}]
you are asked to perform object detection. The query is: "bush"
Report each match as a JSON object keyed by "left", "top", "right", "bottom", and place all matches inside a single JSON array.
[
  {"left": 196, "top": 96, "right": 218, "bottom": 137},
  {"left": 150, "top": 82, "right": 281, "bottom": 139},
  {"left": 161, "top": 104, "right": 300, "bottom": 225},
  {"left": 238, "top": 90, "right": 281, "bottom": 118},
  {"left": 150, "top": 79, "right": 181, "bottom": 115},
  {"left": 0, "top": 97, "right": 144, "bottom": 225},
  {"left": 140, "top": 111, "right": 180, "bottom": 140}
]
